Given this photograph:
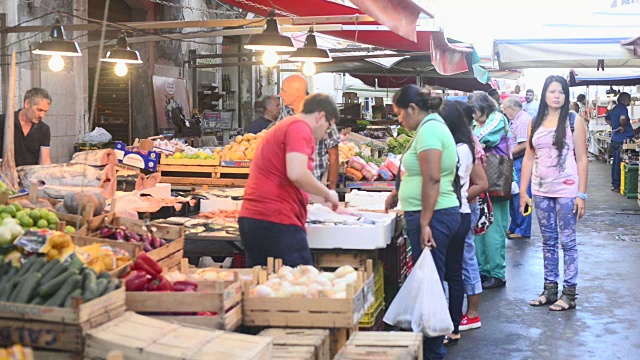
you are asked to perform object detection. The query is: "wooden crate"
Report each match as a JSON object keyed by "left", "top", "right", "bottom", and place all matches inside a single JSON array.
[
  {"left": 271, "top": 345, "right": 316, "bottom": 360},
  {"left": 0, "top": 287, "right": 125, "bottom": 353},
  {"left": 84, "top": 213, "right": 185, "bottom": 272},
  {"left": 312, "top": 251, "right": 376, "bottom": 269},
  {"left": 158, "top": 176, "right": 248, "bottom": 187},
  {"left": 258, "top": 328, "right": 330, "bottom": 360},
  {"left": 125, "top": 270, "right": 243, "bottom": 331},
  {"left": 160, "top": 153, "right": 220, "bottom": 166},
  {"left": 334, "top": 347, "right": 414, "bottom": 360},
  {"left": 85, "top": 311, "right": 272, "bottom": 360},
  {"left": 214, "top": 166, "right": 250, "bottom": 179},
  {"left": 343, "top": 331, "right": 423, "bottom": 360},
  {"left": 243, "top": 261, "right": 374, "bottom": 329}
]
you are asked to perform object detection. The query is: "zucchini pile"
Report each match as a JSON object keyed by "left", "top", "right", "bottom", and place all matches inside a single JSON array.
[{"left": 0, "top": 254, "right": 120, "bottom": 307}]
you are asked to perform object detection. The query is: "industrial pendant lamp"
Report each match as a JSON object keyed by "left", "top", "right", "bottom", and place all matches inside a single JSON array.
[
  {"left": 32, "top": 18, "right": 82, "bottom": 72},
  {"left": 288, "top": 29, "right": 331, "bottom": 77},
  {"left": 100, "top": 33, "right": 143, "bottom": 77},
  {"left": 245, "top": 9, "right": 296, "bottom": 67}
]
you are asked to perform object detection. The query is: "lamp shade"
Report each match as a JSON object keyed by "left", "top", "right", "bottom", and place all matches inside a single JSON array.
[
  {"left": 100, "top": 35, "right": 143, "bottom": 64},
  {"left": 32, "top": 20, "right": 81, "bottom": 57},
  {"left": 244, "top": 11, "right": 295, "bottom": 52},
  {"left": 287, "top": 31, "right": 331, "bottom": 62}
]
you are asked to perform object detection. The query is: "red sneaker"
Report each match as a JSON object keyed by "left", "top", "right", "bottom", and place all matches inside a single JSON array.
[{"left": 459, "top": 314, "right": 481, "bottom": 331}]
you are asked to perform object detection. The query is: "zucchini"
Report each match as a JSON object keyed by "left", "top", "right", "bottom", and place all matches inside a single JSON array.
[
  {"left": 82, "top": 269, "right": 98, "bottom": 302},
  {"left": 13, "top": 273, "right": 41, "bottom": 303},
  {"left": 38, "top": 269, "right": 79, "bottom": 298},
  {"left": 104, "top": 278, "right": 118, "bottom": 295},
  {"left": 44, "top": 274, "right": 82, "bottom": 307},
  {"left": 29, "top": 257, "right": 47, "bottom": 274},
  {"left": 40, "top": 261, "right": 66, "bottom": 283},
  {"left": 37, "top": 259, "right": 59, "bottom": 278},
  {"left": 0, "top": 281, "right": 13, "bottom": 301},
  {"left": 30, "top": 296, "right": 45, "bottom": 305},
  {"left": 14, "top": 256, "right": 36, "bottom": 278},
  {"left": 98, "top": 271, "right": 112, "bottom": 281},
  {"left": 96, "top": 278, "right": 109, "bottom": 297},
  {"left": 63, "top": 289, "right": 83, "bottom": 308},
  {"left": 8, "top": 278, "right": 26, "bottom": 302}
]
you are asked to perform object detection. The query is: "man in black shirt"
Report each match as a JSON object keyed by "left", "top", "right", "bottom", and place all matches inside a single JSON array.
[
  {"left": 248, "top": 95, "right": 281, "bottom": 134},
  {"left": 0, "top": 87, "right": 52, "bottom": 166}
]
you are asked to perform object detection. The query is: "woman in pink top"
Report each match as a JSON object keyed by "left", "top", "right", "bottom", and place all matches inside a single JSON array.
[{"left": 519, "top": 75, "right": 588, "bottom": 311}]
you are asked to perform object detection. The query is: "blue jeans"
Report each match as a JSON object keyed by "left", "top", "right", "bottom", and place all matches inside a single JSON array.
[
  {"left": 532, "top": 196, "right": 578, "bottom": 287},
  {"left": 238, "top": 217, "right": 313, "bottom": 267},
  {"left": 406, "top": 207, "right": 460, "bottom": 360},
  {"left": 611, "top": 140, "right": 623, "bottom": 189},
  {"left": 509, "top": 156, "right": 532, "bottom": 237},
  {"left": 446, "top": 213, "right": 471, "bottom": 334},
  {"left": 463, "top": 202, "right": 482, "bottom": 296}
]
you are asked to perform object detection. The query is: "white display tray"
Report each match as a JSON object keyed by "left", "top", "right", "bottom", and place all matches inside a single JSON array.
[{"left": 306, "top": 211, "right": 396, "bottom": 250}]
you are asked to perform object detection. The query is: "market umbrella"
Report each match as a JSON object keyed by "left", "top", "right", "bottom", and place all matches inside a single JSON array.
[{"left": 568, "top": 68, "right": 640, "bottom": 87}]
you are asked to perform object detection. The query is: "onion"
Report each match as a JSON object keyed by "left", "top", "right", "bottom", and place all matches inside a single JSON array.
[{"left": 334, "top": 265, "right": 356, "bottom": 278}]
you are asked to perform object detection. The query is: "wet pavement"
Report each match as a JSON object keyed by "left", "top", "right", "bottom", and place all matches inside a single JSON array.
[{"left": 446, "top": 160, "right": 640, "bottom": 359}]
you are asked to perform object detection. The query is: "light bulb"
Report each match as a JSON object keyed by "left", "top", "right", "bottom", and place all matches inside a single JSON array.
[
  {"left": 262, "top": 50, "right": 279, "bottom": 67},
  {"left": 302, "top": 61, "right": 316, "bottom": 77},
  {"left": 48, "top": 54, "right": 64, "bottom": 72},
  {"left": 114, "top": 62, "right": 128, "bottom": 77}
]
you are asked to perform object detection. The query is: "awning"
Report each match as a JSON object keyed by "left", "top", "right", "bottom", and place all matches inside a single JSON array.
[
  {"left": 568, "top": 68, "right": 640, "bottom": 87},
  {"left": 221, "top": 0, "right": 474, "bottom": 75},
  {"left": 350, "top": 74, "right": 491, "bottom": 93}
]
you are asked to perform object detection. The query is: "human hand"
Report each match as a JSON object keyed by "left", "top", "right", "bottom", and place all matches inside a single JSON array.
[
  {"left": 520, "top": 194, "right": 532, "bottom": 216},
  {"left": 385, "top": 190, "right": 399, "bottom": 213},
  {"left": 574, "top": 197, "right": 586, "bottom": 220},
  {"left": 324, "top": 190, "right": 339, "bottom": 211},
  {"left": 421, "top": 225, "right": 435, "bottom": 249}
]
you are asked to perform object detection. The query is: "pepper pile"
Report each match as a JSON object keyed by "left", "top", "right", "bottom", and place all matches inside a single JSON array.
[
  {"left": 99, "top": 226, "right": 167, "bottom": 252},
  {"left": 123, "top": 253, "right": 197, "bottom": 292}
]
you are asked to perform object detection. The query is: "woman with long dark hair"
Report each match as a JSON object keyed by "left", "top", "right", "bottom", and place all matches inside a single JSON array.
[
  {"left": 385, "top": 85, "right": 459, "bottom": 359},
  {"left": 520, "top": 75, "right": 588, "bottom": 311},
  {"left": 438, "top": 101, "right": 488, "bottom": 346}
]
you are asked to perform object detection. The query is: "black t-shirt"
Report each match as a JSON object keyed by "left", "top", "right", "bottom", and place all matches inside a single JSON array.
[
  {"left": 248, "top": 115, "right": 273, "bottom": 134},
  {"left": 0, "top": 109, "right": 51, "bottom": 166}
]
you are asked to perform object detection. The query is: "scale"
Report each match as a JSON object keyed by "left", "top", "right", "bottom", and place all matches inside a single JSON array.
[{"left": 201, "top": 110, "right": 233, "bottom": 145}]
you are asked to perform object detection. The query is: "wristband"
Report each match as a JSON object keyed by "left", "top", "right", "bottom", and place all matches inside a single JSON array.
[{"left": 576, "top": 192, "right": 588, "bottom": 200}]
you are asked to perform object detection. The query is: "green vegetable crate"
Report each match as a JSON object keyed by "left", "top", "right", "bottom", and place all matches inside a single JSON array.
[{"left": 0, "top": 286, "right": 125, "bottom": 354}]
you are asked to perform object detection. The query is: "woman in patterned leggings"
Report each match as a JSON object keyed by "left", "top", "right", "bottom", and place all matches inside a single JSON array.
[{"left": 519, "top": 75, "right": 589, "bottom": 311}]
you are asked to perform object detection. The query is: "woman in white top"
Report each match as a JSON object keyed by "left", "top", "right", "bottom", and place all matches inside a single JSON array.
[{"left": 438, "top": 101, "right": 488, "bottom": 345}]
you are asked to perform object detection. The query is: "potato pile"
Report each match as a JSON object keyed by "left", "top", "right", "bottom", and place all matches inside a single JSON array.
[{"left": 217, "top": 130, "right": 267, "bottom": 161}]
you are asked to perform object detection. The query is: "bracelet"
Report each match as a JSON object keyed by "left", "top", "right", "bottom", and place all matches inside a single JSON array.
[{"left": 576, "top": 192, "right": 588, "bottom": 200}]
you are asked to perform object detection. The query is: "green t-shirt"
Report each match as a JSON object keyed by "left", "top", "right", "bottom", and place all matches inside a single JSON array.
[{"left": 398, "top": 113, "right": 459, "bottom": 212}]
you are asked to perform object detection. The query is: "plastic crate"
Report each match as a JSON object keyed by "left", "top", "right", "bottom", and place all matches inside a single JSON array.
[
  {"left": 358, "top": 297, "right": 384, "bottom": 328},
  {"left": 374, "top": 261, "right": 384, "bottom": 301},
  {"left": 622, "top": 162, "right": 638, "bottom": 198}
]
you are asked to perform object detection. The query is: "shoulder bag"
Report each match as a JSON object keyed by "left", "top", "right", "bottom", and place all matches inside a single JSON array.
[{"left": 484, "top": 117, "right": 513, "bottom": 200}]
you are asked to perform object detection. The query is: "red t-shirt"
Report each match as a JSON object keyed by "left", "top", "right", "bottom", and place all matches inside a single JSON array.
[{"left": 240, "top": 117, "right": 315, "bottom": 229}]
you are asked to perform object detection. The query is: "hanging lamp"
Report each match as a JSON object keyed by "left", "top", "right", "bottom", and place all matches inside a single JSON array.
[
  {"left": 32, "top": 18, "right": 82, "bottom": 72},
  {"left": 100, "top": 33, "right": 143, "bottom": 77},
  {"left": 244, "top": 10, "right": 296, "bottom": 52},
  {"left": 287, "top": 30, "right": 332, "bottom": 63}
]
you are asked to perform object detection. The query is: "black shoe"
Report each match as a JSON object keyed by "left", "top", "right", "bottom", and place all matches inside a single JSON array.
[
  {"left": 480, "top": 274, "right": 490, "bottom": 283},
  {"left": 482, "top": 277, "right": 506, "bottom": 289}
]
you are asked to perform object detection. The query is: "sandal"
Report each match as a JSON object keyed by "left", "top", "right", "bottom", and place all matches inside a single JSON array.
[
  {"left": 549, "top": 286, "right": 577, "bottom": 311},
  {"left": 530, "top": 282, "right": 558, "bottom": 306},
  {"left": 444, "top": 335, "right": 460, "bottom": 347}
]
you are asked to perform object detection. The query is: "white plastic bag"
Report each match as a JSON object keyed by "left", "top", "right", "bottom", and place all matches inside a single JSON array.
[
  {"left": 383, "top": 249, "right": 454, "bottom": 337},
  {"left": 82, "top": 127, "right": 112, "bottom": 143}
]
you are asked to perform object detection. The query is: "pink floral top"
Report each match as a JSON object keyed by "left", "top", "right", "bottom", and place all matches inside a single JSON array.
[{"left": 473, "top": 135, "right": 486, "bottom": 168}]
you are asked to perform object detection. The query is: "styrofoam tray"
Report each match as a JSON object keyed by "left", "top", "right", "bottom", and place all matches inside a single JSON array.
[{"left": 306, "top": 211, "right": 396, "bottom": 250}]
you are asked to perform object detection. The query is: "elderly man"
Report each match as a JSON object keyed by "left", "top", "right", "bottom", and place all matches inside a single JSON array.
[
  {"left": 248, "top": 95, "right": 281, "bottom": 133},
  {"left": 278, "top": 75, "right": 340, "bottom": 189},
  {"left": 503, "top": 96, "right": 532, "bottom": 239},
  {"left": 522, "top": 89, "right": 539, "bottom": 119},
  {"left": 0, "top": 87, "right": 52, "bottom": 166}
]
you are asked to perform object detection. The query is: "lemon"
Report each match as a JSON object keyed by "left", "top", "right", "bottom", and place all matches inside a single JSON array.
[
  {"left": 36, "top": 219, "right": 48, "bottom": 229},
  {"left": 20, "top": 217, "right": 34, "bottom": 228},
  {"left": 173, "top": 152, "right": 182, "bottom": 159}
]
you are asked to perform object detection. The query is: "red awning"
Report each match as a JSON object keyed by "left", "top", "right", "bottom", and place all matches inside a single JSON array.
[
  {"left": 221, "top": 0, "right": 470, "bottom": 74},
  {"left": 351, "top": 74, "right": 491, "bottom": 93}
]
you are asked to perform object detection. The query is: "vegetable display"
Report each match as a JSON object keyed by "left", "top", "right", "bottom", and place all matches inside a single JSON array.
[
  {"left": 386, "top": 134, "right": 412, "bottom": 155},
  {"left": 0, "top": 253, "right": 120, "bottom": 307},
  {"left": 124, "top": 253, "right": 196, "bottom": 293},
  {"left": 98, "top": 225, "right": 167, "bottom": 252}
]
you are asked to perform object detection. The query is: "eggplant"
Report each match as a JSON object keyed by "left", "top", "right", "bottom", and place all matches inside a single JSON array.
[
  {"left": 158, "top": 238, "right": 166, "bottom": 247},
  {"left": 114, "top": 229, "right": 125, "bottom": 241},
  {"left": 151, "top": 236, "right": 161, "bottom": 249},
  {"left": 100, "top": 227, "right": 116, "bottom": 239},
  {"left": 125, "top": 231, "right": 140, "bottom": 242}
]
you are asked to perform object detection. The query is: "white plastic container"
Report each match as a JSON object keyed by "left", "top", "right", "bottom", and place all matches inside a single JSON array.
[{"left": 306, "top": 211, "right": 396, "bottom": 250}]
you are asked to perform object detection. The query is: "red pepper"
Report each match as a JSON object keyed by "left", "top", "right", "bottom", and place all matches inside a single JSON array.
[
  {"left": 148, "top": 275, "right": 174, "bottom": 292},
  {"left": 133, "top": 253, "right": 163, "bottom": 277},
  {"left": 173, "top": 281, "right": 198, "bottom": 292},
  {"left": 197, "top": 312, "right": 218, "bottom": 316},
  {"left": 125, "top": 270, "right": 150, "bottom": 291}
]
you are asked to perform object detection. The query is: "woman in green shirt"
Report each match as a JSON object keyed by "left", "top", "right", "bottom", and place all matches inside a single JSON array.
[{"left": 385, "top": 85, "right": 460, "bottom": 360}]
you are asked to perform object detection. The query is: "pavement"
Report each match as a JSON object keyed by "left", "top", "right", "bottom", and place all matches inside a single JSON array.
[{"left": 445, "top": 160, "right": 640, "bottom": 360}]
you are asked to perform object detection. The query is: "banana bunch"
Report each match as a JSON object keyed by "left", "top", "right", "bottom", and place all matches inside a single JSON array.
[{"left": 339, "top": 142, "right": 358, "bottom": 163}]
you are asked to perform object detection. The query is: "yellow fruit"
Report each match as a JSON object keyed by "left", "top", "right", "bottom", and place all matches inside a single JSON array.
[
  {"left": 240, "top": 141, "right": 250, "bottom": 148},
  {"left": 224, "top": 145, "right": 232, "bottom": 151},
  {"left": 249, "top": 139, "right": 258, "bottom": 147},
  {"left": 237, "top": 146, "right": 247, "bottom": 153},
  {"left": 235, "top": 135, "right": 243, "bottom": 144},
  {"left": 243, "top": 133, "right": 256, "bottom": 141},
  {"left": 256, "top": 133, "right": 265, "bottom": 140},
  {"left": 245, "top": 150, "right": 255, "bottom": 160},
  {"left": 230, "top": 152, "right": 246, "bottom": 161},
  {"left": 173, "top": 152, "right": 182, "bottom": 159},
  {"left": 214, "top": 148, "right": 222, "bottom": 153}
]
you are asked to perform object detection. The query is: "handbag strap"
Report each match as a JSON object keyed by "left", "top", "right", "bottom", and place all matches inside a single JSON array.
[{"left": 502, "top": 114, "right": 511, "bottom": 158}]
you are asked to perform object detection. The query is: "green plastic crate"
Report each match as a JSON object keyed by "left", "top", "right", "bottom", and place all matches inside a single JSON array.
[{"left": 623, "top": 163, "right": 638, "bottom": 198}]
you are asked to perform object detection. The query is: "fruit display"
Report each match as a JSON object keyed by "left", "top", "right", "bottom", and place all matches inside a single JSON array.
[
  {"left": 0, "top": 178, "right": 17, "bottom": 195},
  {"left": 0, "top": 203, "right": 75, "bottom": 233},
  {"left": 124, "top": 253, "right": 196, "bottom": 292},
  {"left": 0, "top": 253, "right": 120, "bottom": 307},
  {"left": 77, "top": 243, "right": 131, "bottom": 274},
  {"left": 249, "top": 264, "right": 358, "bottom": 299},
  {"left": 219, "top": 131, "right": 267, "bottom": 161},
  {"left": 164, "top": 267, "right": 240, "bottom": 283},
  {"left": 98, "top": 225, "right": 167, "bottom": 252},
  {"left": 339, "top": 142, "right": 358, "bottom": 163},
  {"left": 165, "top": 150, "right": 218, "bottom": 161}
]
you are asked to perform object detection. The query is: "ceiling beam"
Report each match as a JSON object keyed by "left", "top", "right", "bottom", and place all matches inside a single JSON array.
[{"left": 1, "top": 15, "right": 374, "bottom": 33}]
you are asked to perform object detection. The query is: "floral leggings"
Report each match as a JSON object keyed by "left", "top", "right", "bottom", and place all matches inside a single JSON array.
[{"left": 533, "top": 196, "right": 578, "bottom": 287}]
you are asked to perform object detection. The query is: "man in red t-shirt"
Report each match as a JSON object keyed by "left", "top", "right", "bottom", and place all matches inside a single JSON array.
[{"left": 239, "top": 94, "right": 340, "bottom": 267}]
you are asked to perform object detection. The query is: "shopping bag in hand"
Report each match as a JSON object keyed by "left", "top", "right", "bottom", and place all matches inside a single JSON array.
[{"left": 383, "top": 249, "right": 454, "bottom": 337}]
